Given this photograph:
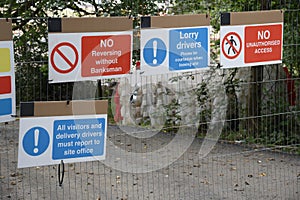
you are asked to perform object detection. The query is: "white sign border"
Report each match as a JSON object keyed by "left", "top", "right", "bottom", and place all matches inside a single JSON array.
[
  {"left": 0, "top": 40, "right": 16, "bottom": 123},
  {"left": 18, "top": 114, "right": 107, "bottom": 168},
  {"left": 48, "top": 31, "right": 133, "bottom": 83},
  {"left": 220, "top": 22, "right": 283, "bottom": 68},
  {"left": 141, "top": 26, "right": 211, "bottom": 76}
]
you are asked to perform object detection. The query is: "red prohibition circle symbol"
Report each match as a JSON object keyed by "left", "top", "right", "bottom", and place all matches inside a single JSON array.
[
  {"left": 50, "top": 42, "right": 79, "bottom": 74},
  {"left": 222, "top": 32, "right": 242, "bottom": 59}
]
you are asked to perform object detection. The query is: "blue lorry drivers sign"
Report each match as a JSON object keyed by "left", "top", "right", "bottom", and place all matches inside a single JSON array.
[{"left": 141, "top": 26, "right": 210, "bottom": 75}]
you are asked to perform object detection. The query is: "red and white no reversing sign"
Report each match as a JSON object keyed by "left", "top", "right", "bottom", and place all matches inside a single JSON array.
[
  {"left": 220, "top": 23, "right": 283, "bottom": 68},
  {"left": 48, "top": 32, "right": 132, "bottom": 83},
  {"left": 81, "top": 35, "right": 131, "bottom": 77}
]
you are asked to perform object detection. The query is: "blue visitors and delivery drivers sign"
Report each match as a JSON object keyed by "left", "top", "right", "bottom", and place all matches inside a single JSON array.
[{"left": 18, "top": 115, "right": 107, "bottom": 168}]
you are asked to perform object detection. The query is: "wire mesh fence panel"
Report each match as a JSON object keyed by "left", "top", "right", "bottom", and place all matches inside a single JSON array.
[{"left": 0, "top": 0, "right": 299, "bottom": 200}]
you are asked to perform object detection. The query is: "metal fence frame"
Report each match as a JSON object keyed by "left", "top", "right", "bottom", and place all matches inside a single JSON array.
[{"left": 1, "top": 0, "right": 299, "bottom": 199}]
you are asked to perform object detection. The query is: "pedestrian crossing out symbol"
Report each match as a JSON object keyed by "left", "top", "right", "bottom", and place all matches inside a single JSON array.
[{"left": 222, "top": 32, "right": 242, "bottom": 59}]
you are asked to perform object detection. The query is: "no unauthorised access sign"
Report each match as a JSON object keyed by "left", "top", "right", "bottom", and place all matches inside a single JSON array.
[
  {"left": 220, "top": 10, "right": 283, "bottom": 68},
  {"left": 244, "top": 24, "right": 282, "bottom": 63}
]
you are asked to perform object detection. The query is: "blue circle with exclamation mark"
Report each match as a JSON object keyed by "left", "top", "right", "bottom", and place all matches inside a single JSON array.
[
  {"left": 22, "top": 127, "right": 50, "bottom": 156},
  {"left": 143, "top": 38, "right": 167, "bottom": 67}
]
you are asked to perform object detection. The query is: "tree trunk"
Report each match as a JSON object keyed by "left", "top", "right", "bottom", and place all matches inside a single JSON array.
[{"left": 247, "top": 0, "right": 270, "bottom": 134}]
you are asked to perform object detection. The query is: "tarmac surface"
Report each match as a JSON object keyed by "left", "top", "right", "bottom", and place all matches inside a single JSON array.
[{"left": 0, "top": 122, "right": 299, "bottom": 200}]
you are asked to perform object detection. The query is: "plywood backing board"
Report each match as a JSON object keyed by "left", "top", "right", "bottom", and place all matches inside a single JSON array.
[
  {"left": 48, "top": 17, "right": 133, "bottom": 33},
  {"left": 141, "top": 14, "right": 210, "bottom": 28},
  {"left": 0, "top": 19, "right": 12, "bottom": 41},
  {"left": 221, "top": 10, "right": 283, "bottom": 26},
  {"left": 20, "top": 100, "right": 108, "bottom": 117}
]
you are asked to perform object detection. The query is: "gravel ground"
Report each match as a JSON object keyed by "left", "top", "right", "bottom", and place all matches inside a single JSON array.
[{"left": 0, "top": 122, "right": 299, "bottom": 200}]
